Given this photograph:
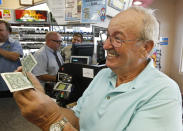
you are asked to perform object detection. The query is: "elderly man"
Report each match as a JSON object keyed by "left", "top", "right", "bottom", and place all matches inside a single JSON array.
[
  {"left": 14, "top": 6, "right": 182, "bottom": 131},
  {"left": 32, "top": 31, "right": 64, "bottom": 85},
  {"left": 0, "top": 20, "right": 23, "bottom": 94}
]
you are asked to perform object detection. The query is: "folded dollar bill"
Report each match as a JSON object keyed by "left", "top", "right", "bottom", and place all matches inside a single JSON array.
[
  {"left": 0, "top": 53, "right": 37, "bottom": 92},
  {"left": 1, "top": 72, "right": 34, "bottom": 92},
  {"left": 21, "top": 53, "right": 37, "bottom": 73}
]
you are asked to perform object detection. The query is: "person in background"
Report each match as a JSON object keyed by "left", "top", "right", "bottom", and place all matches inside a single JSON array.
[
  {"left": 61, "top": 32, "right": 83, "bottom": 63},
  {"left": 32, "top": 31, "right": 64, "bottom": 87},
  {"left": 0, "top": 20, "right": 23, "bottom": 96},
  {"left": 14, "top": 6, "right": 182, "bottom": 131}
]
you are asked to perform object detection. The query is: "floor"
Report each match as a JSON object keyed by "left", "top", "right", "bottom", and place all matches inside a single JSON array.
[{"left": 0, "top": 97, "right": 41, "bottom": 131}]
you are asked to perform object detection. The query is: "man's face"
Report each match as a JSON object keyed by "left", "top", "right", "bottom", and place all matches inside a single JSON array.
[
  {"left": 48, "top": 34, "right": 62, "bottom": 51},
  {"left": 72, "top": 36, "right": 82, "bottom": 44},
  {"left": 0, "top": 23, "right": 9, "bottom": 42},
  {"left": 103, "top": 10, "right": 147, "bottom": 73}
]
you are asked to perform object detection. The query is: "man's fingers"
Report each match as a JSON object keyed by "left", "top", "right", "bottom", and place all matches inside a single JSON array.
[
  {"left": 15, "top": 66, "right": 22, "bottom": 72},
  {"left": 26, "top": 72, "right": 45, "bottom": 93},
  {"left": 15, "top": 67, "right": 45, "bottom": 93},
  {"left": 13, "top": 90, "right": 32, "bottom": 107}
]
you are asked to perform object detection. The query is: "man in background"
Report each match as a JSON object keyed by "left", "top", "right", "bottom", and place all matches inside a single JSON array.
[
  {"left": 62, "top": 32, "right": 83, "bottom": 63},
  {"left": 32, "top": 31, "right": 64, "bottom": 87},
  {"left": 0, "top": 20, "right": 23, "bottom": 96}
]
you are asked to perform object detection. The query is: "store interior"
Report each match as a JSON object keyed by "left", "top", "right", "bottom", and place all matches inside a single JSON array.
[{"left": 0, "top": 0, "right": 183, "bottom": 130}]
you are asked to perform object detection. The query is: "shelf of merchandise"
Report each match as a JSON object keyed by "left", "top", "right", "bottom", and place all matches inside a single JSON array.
[{"left": 10, "top": 23, "right": 50, "bottom": 55}]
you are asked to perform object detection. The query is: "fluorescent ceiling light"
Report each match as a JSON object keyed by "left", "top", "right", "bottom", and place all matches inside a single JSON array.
[
  {"left": 26, "top": 3, "right": 50, "bottom": 12},
  {"left": 133, "top": 1, "right": 143, "bottom": 6}
]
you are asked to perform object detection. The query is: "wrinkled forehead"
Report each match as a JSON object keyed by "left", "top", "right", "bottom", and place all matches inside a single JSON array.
[
  {"left": 108, "top": 10, "right": 144, "bottom": 37},
  {"left": 49, "top": 33, "right": 61, "bottom": 40}
]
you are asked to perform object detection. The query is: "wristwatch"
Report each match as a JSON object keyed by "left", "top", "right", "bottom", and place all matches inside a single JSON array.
[{"left": 49, "top": 117, "right": 68, "bottom": 131}]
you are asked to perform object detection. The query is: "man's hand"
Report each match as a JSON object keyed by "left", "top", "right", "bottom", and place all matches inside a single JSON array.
[
  {"left": 17, "top": 66, "right": 45, "bottom": 93},
  {"left": 14, "top": 67, "right": 79, "bottom": 131},
  {"left": 13, "top": 68, "right": 62, "bottom": 130},
  {"left": 0, "top": 48, "right": 20, "bottom": 61}
]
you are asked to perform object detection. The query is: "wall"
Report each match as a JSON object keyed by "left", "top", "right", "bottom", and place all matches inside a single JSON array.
[
  {"left": 150, "top": 0, "right": 176, "bottom": 76},
  {"left": 171, "top": 0, "right": 183, "bottom": 92},
  {"left": 150, "top": 0, "right": 183, "bottom": 92},
  {"left": 0, "top": 0, "right": 44, "bottom": 9}
]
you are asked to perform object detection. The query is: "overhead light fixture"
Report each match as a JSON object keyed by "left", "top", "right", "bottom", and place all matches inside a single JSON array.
[{"left": 133, "top": 1, "right": 143, "bottom": 6}]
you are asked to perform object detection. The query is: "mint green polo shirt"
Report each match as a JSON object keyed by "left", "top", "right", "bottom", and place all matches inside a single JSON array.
[{"left": 72, "top": 59, "right": 182, "bottom": 131}]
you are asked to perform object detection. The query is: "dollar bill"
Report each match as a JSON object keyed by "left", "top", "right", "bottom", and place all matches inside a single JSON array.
[
  {"left": 21, "top": 53, "right": 37, "bottom": 73},
  {"left": 1, "top": 72, "right": 34, "bottom": 92}
]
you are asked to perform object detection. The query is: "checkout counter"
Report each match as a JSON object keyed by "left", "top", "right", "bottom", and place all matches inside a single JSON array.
[
  {"left": 47, "top": 63, "right": 106, "bottom": 107},
  {"left": 47, "top": 42, "right": 106, "bottom": 107}
]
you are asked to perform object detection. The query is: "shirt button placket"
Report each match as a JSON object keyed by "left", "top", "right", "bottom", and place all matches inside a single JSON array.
[{"left": 106, "top": 96, "right": 110, "bottom": 100}]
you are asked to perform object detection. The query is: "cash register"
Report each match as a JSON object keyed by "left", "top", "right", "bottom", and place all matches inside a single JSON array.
[
  {"left": 52, "top": 42, "right": 106, "bottom": 107},
  {"left": 53, "top": 63, "right": 106, "bottom": 107}
]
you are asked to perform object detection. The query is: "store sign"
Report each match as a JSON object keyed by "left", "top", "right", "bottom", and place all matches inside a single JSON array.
[
  {"left": 160, "top": 37, "right": 168, "bottom": 45},
  {"left": 0, "top": 9, "right": 12, "bottom": 22},
  {"left": 0, "top": 0, "right": 2, "bottom": 5},
  {"left": 15, "top": 10, "right": 47, "bottom": 22},
  {"left": 65, "top": 0, "right": 81, "bottom": 21},
  {"left": 179, "top": 47, "right": 183, "bottom": 73},
  {"left": 108, "top": 0, "right": 132, "bottom": 11},
  {"left": 81, "top": 0, "right": 107, "bottom": 23},
  {"left": 82, "top": 68, "right": 94, "bottom": 78},
  {"left": 46, "top": 0, "right": 66, "bottom": 25}
]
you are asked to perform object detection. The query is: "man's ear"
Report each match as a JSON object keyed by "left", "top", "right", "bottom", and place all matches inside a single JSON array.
[
  {"left": 144, "top": 40, "right": 154, "bottom": 54},
  {"left": 138, "top": 40, "right": 154, "bottom": 58}
]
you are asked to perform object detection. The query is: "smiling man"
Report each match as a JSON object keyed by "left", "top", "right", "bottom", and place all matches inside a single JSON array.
[
  {"left": 14, "top": 7, "right": 182, "bottom": 131},
  {"left": 32, "top": 31, "right": 64, "bottom": 86}
]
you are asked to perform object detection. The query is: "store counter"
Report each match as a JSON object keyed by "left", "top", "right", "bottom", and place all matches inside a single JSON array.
[{"left": 53, "top": 63, "right": 106, "bottom": 107}]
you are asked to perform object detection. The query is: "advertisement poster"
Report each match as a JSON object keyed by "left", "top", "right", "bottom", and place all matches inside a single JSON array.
[
  {"left": 0, "top": 10, "right": 2, "bottom": 19},
  {"left": 3, "top": 9, "right": 11, "bottom": 21},
  {"left": 81, "top": 0, "right": 106, "bottom": 23},
  {"left": 108, "top": 0, "right": 131, "bottom": 11},
  {"left": 65, "top": 0, "right": 81, "bottom": 21},
  {"left": 3, "top": 10, "right": 11, "bottom": 18},
  {"left": 46, "top": 0, "right": 66, "bottom": 25},
  {"left": 179, "top": 48, "right": 183, "bottom": 73},
  {"left": 15, "top": 10, "right": 47, "bottom": 22},
  {"left": 160, "top": 37, "right": 168, "bottom": 45},
  {"left": 150, "top": 47, "right": 161, "bottom": 70},
  {"left": 0, "top": 9, "right": 12, "bottom": 22}
]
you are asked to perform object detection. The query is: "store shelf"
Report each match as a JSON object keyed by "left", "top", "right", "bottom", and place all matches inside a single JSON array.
[{"left": 11, "top": 24, "right": 49, "bottom": 51}]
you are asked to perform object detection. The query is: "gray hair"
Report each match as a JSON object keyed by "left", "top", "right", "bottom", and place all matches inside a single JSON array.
[{"left": 127, "top": 6, "right": 159, "bottom": 47}]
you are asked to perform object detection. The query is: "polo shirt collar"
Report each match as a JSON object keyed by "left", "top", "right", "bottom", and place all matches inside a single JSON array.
[
  {"left": 8, "top": 37, "right": 15, "bottom": 43},
  {"left": 1, "top": 38, "right": 13, "bottom": 48},
  {"left": 108, "top": 58, "right": 154, "bottom": 93},
  {"left": 1, "top": 38, "right": 10, "bottom": 46}
]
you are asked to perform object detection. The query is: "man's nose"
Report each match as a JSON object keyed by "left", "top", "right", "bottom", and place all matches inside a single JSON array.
[{"left": 103, "top": 39, "right": 113, "bottom": 49}]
